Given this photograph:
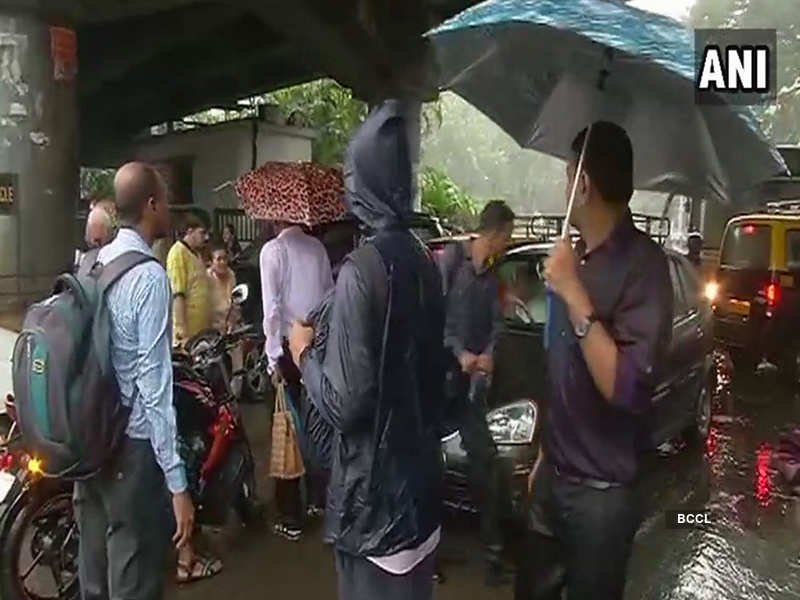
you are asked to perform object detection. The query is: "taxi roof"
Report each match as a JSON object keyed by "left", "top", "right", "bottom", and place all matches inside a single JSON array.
[{"left": 727, "top": 213, "right": 800, "bottom": 224}]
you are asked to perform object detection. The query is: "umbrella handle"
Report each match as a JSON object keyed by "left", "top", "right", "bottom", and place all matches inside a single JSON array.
[
  {"left": 548, "top": 124, "right": 592, "bottom": 349},
  {"left": 545, "top": 290, "right": 553, "bottom": 349},
  {"left": 562, "top": 124, "right": 593, "bottom": 240}
]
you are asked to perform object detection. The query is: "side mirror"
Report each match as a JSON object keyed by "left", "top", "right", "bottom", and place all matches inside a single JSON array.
[{"left": 231, "top": 283, "right": 249, "bottom": 305}]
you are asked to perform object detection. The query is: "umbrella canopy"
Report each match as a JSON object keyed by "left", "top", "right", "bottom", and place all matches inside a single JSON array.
[
  {"left": 429, "top": 0, "right": 788, "bottom": 203},
  {"left": 234, "top": 161, "right": 347, "bottom": 226}
]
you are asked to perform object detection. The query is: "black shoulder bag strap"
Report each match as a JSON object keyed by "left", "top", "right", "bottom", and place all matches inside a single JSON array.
[
  {"left": 350, "top": 243, "right": 392, "bottom": 486},
  {"left": 349, "top": 244, "right": 388, "bottom": 324}
]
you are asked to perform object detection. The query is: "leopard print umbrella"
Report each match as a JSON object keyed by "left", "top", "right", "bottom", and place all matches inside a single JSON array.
[{"left": 234, "top": 161, "right": 346, "bottom": 226}]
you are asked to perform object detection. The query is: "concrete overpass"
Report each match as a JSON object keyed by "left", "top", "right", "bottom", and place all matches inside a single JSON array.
[{"left": 0, "top": 0, "right": 477, "bottom": 309}]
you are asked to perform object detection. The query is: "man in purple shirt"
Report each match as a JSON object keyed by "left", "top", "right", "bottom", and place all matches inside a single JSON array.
[{"left": 514, "top": 122, "right": 673, "bottom": 600}]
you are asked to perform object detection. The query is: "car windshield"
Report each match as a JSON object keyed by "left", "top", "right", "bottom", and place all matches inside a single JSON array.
[
  {"left": 721, "top": 223, "right": 771, "bottom": 269},
  {"left": 497, "top": 256, "right": 548, "bottom": 325}
]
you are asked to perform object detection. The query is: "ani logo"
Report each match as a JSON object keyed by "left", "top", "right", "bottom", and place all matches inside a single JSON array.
[
  {"left": 694, "top": 29, "right": 777, "bottom": 106},
  {"left": 697, "top": 45, "right": 770, "bottom": 93}
]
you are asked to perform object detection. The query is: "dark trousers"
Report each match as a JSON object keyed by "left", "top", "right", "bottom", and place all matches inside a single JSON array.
[
  {"left": 306, "top": 468, "right": 329, "bottom": 509},
  {"left": 514, "top": 461, "right": 641, "bottom": 600},
  {"left": 455, "top": 372, "right": 507, "bottom": 562},
  {"left": 275, "top": 343, "right": 306, "bottom": 527},
  {"left": 74, "top": 438, "right": 172, "bottom": 600},
  {"left": 275, "top": 478, "right": 302, "bottom": 527},
  {"left": 335, "top": 550, "right": 436, "bottom": 600}
]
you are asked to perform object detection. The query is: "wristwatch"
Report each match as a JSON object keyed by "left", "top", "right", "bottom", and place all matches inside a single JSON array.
[{"left": 574, "top": 313, "right": 599, "bottom": 339}]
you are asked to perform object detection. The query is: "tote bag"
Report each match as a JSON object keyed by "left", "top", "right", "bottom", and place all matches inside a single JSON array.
[{"left": 269, "top": 382, "right": 306, "bottom": 479}]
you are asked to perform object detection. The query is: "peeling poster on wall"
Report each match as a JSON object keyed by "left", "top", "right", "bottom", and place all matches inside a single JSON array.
[{"left": 50, "top": 27, "right": 77, "bottom": 82}]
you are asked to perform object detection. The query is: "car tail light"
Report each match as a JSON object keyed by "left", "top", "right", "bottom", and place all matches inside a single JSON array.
[
  {"left": 765, "top": 281, "right": 780, "bottom": 306},
  {"left": 1, "top": 452, "right": 14, "bottom": 471},
  {"left": 762, "top": 280, "right": 781, "bottom": 317}
]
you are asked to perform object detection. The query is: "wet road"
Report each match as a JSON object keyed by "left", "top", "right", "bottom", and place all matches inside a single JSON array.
[
  {"left": 628, "top": 355, "right": 800, "bottom": 600},
  {"left": 172, "top": 353, "right": 800, "bottom": 600}
]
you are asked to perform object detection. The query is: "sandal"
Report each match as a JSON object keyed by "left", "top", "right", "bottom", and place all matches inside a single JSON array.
[
  {"left": 273, "top": 522, "right": 302, "bottom": 542},
  {"left": 176, "top": 555, "right": 224, "bottom": 584}
]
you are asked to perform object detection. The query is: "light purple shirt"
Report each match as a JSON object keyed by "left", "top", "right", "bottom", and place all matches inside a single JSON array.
[{"left": 259, "top": 226, "right": 333, "bottom": 372}]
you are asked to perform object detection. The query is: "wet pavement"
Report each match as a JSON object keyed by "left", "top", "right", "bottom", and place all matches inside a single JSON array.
[
  {"left": 628, "top": 354, "right": 800, "bottom": 600},
  {"left": 172, "top": 352, "right": 800, "bottom": 600}
]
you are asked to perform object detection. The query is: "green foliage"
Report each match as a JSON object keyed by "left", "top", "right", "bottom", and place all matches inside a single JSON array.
[
  {"left": 80, "top": 168, "right": 114, "bottom": 204},
  {"left": 265, "top": 80, "right": 368, "bottom": 166},
  {"left": 421, "top": 92, "right": 673, "bottom": 215},
  {"left": 689, "top": 0, "right": 800, "bottom": 143},
  {"left": 421, "top": 92, "right": 569, "bottom": 215},
  {"left": 420, "top": 166, "right": 480, "bottom": 230}
]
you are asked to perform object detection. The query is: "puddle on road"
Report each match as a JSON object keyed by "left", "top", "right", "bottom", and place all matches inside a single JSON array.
[{"left": 627, "top": 352, "right": 800, "bottom": 600}]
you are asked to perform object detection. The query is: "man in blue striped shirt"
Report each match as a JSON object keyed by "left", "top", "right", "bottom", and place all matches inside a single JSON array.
[{"left": 74, "top": 162, "right": 194, "bottom": 600}]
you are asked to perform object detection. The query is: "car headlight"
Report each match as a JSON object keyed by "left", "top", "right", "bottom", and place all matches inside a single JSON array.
[
  {"left": 704, "top": 281, "right": 719, "bottom": 303},
  {"left": 487, "top": 400, "right": 538, "bottom": 445}
]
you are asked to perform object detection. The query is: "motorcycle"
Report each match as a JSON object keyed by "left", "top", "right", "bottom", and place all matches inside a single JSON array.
[{"left": 0, "top": 284, "right": 260, "bottom": 600}]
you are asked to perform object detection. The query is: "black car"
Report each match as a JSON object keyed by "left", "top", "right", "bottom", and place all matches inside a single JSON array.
[{"left": 437, "top": 240, "right": 714, "bottom": 515}]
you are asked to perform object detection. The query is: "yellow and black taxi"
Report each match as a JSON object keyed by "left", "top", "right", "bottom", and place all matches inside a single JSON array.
[{"left": 707, "top": 201, "right": 800, "bottom": 380}]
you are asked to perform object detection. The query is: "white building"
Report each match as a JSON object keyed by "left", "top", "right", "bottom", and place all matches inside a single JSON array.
[{"left": 128, "top": 117, "right": 316, "bottom": 217}]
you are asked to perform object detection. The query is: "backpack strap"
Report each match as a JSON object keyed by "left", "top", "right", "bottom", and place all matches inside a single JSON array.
[
  {"left": 97, "top": 251, "right": 158, "bottom": 294},
  {"left": 348, "top": 244, "right": 388, "bottom": 322},
  {"left": 77, "top": 248, "right": 101, "bottom": 278}
]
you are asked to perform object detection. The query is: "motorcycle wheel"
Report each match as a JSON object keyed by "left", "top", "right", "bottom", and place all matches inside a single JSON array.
[
  {"left": 235, "top": 479, "right": 265, "bottom": 526},
  {"left": 0, "top": 483, "right": 79, "bottom": 600},
  {"left": 243, "top": 343, "right": 269, "bottom": 404}
]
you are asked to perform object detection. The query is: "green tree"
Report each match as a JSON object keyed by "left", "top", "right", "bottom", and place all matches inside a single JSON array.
[
  {"left": 80, "top": 168, "right": 114, "bottom": 205},
  {"left": 265, "top": 79, "right": 369, "bottom": 166},
  {"left": 689, "top": 0, "right": 800, "bottom": 143},
  {"left": 420, "top": 166, "right": 480, "bottom": 230}
]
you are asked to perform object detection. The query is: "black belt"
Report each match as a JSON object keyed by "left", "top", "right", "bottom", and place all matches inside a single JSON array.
[{"left": 553, "top": 465, "right": 623, "bottom": 490}]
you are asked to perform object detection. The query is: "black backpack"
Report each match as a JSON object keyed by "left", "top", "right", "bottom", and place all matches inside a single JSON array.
[{"left": 12, "top": 251, "right": 156, "bottom": 479}]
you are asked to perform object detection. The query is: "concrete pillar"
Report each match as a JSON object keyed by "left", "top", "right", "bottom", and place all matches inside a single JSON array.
[{"left": 0, "top": 13, "right": 78, "bottom": 312}]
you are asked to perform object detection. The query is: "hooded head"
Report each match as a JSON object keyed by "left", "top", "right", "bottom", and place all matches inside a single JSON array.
[{"left": 344, "top": 99, "right": 413, "bottom": 232}]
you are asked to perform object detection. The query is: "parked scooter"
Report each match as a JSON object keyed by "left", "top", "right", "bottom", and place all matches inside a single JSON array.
[{"left": 0, "top": 284, "right": 260, "bottom": 600}]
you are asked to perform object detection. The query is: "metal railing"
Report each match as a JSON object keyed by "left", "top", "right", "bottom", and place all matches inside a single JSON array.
[
  {"left": 766, "top": 200, "right": 800, "bottom": 214},
  {"left": 512, "top": 213, "right": 671, "bottom": 245},
  {"left": 213, "top": 208, "right": 262, "bottom": 244}
]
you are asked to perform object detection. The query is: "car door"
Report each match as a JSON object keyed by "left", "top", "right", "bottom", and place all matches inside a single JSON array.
[
  {"left": 489, "top": 251, "right": 548, "bottom": 411},
  {"left": 647, "top": 254, "right": 696, "bottom": 446},
  {"left": 673, "top": 255, "right": 711, "bottom": 410}
]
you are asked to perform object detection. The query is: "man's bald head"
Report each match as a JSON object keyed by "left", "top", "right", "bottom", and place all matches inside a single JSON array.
[
  {"left": 114, "top": 162, "right": 165, "bottom": 226},
  {"left": 85, "top": 205, "right": 115, "bottom": 248}
]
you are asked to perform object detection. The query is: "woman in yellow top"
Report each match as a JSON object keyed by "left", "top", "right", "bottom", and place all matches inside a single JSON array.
[{"left": 166, "top": 213, "right": 211, "bottom": 347}]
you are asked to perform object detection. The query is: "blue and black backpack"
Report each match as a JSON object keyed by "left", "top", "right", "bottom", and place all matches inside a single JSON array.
[{"left": 12, "top": 251, "right": 155, "bottom": 479}]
